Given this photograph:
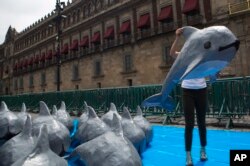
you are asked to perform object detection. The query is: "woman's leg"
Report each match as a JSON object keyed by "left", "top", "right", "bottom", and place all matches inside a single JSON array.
[
  {"left": 183, "top": 88, "right": 195, "bottom": 151},
  {"left": 194, "top": 88, "right": 208, "bottom": 161},
  {"left": 194, "top": 88, "right": 207, "bottom": 148}
]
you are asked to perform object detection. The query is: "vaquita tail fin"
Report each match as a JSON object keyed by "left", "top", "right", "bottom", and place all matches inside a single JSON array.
[{"left": 141, "top": 93, "right": 175, "bottom": 111}]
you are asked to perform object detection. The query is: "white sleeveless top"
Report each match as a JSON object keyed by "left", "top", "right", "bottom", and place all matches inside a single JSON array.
[{"left": 181, "top": 78, "right": 207, "bottom": 89}]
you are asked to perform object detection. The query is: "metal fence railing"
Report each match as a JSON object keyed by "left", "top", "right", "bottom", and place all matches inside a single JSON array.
[{"left": 0, "top": 77, "right": 249, "bottom": 119}]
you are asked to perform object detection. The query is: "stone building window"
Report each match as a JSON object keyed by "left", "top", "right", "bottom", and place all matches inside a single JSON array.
[
  {"left": 42, "top": 29, "right": 46, "bottom": 39},
  {"left": 73, "top": 12, "right": 76, "bottom": 24},
  {"left": 48, "top": 26, "right": 53, "bottom": 36},
  {"left": 127, "top": 79, "right": 133, "bottom": 86},
  {"left": 158, "top": 6, "right": 174, "bottom": 32},
  {"left": 104, "top": 26, "right": 115, "bottom": 48},
  {"left": 19, "top": 77, "right": 23, "bottom": 89},
  {"left": 182, "top": 0, "right": 202, "bottom": 25},
  {"left": 14, "top": 79, "right": 18, "bottom": 90},
  {"left": 54, "top": 68, "right": 62, "bottom": 84},
  {"left": 54, "top": 70, "right": 57, "bottom": 83},
  {"left": 41, "top": 72, "right": 46, "bottom": 86},
  {"left": 138, "top": 13, "right": 151, "bottom": 38},
  {"left": 91, "top": 31, "right": 101, "bottom": 51},
  {"left": 96, "top": 0, "right": 102, "bottom": 10},
  {"left": 124, "top": 54, "right": 132, "bottom": 72},
  {"left": 67, "top": 15, "right": 71, "bottom": 26},
  {"left": 0, "top": 81, "right": 2, "bottom": 93},
  {"left": 63, "top": 19, "right": 67, "bottom": 28},
  {"left": 119, "top": 20, "right": 131, "bottom": 44},
  {"left": 186, "top": 13, "right": 202, "bottom": 25},
  {"left": 72, "top": 64, "right": 80, "bottom": 80},
  {"left": 94, "top": 60, "right": 102, "bottom": 76},
  {"left": 88, "top": 3, "right": 92, "bottom": 16},
  {"left": 29, "top": 74, "right": 34, "bottom": 88},
  {"left": 104, "top": 0, "right": 115, "bottom": 6},
  {"left": 97, "top": 82, "right": 101, "bottom": 88},
  {"left": 112, "top": 0, "right": 117, "bottom": 4},
  {"left": 162, "top": 46, "right": 174, "bottom": 66},
  {"left": 77, "top": 9, "right": 80, "bottom": 21},
  {"left": 83, "top": 6, "right": 88, "bottom": 17},
  {"left": 104, "top": 0, "right": 108, "bottom": 6}
]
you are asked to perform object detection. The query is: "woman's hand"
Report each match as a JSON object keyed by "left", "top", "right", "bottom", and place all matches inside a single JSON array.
[
  {"left": 170, "top": 28, "right": 183, "bottom": 58},
  {"left": 175, "top": 28, "right": 183, "bottom": 37}
]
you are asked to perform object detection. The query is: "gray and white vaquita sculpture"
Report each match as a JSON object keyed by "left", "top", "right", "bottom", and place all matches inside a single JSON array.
[
  {"left": 12, "top": 125, "right": 68, "bottom": 166},
  {"left": 32, "top": 101, "right": 70, "bottom": 155},
  {"left": 142, "top": 26, "right": 240, "bottom": 110},
  {"left": 78, "top": 101, "right": 89, "bottom": 127},
  {"left": 0, "top": 115, "right": 35, "bottom": 166},
  {"left": 133, "top": 106, "right": 153, "bottom": 146},
  {"left": 52, "top": 101, "right": 73, "bottom": 130},
  {"left": 101, "top": 103, "right": 122, "bottom": 127},
  {"left": 0, "top": 101, "right": 21, "bottom": 139},
  {"left": 69, "top": 114, "right": 142, "bottom": 166},
  {"left": 76, "top": 106, "right": 110, "bottom": 143},
  {"left": 121, "top": 107, "right": 146, "bottom": 154},
  {"left": 16, "top": 103, "right": 29, "bottom": 129}
]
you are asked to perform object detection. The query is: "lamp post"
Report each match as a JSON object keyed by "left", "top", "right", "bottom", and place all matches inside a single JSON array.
[{"left": 55, "top": 0, "right": 65, "bottom": 91}]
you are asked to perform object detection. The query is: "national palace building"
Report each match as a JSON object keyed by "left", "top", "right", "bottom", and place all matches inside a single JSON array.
[{"left": 0, "top": 0, "right": 250, "bottom": 95}]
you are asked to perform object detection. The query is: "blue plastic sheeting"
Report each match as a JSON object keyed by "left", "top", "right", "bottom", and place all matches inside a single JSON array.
[
  {"left": 142, "top": 125, "right": 250, "bottom": 166},
  {"left": 67, "top": 124, "right": 250, "bottom": 166}
]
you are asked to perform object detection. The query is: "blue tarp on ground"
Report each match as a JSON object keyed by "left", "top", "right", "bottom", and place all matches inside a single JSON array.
[
  {"left": 68, "top": 123, "right": 250, "bottom": 166},
  {"left": 142, "top": 125, "right": 250, "bottom": 166}
]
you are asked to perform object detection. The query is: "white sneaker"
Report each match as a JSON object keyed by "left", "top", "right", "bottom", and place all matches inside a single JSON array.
[
  {"left": 200, "top": 147, "right": 208, "bottom": 161},
  {"left": 186, "top": 151, "right": 193, "bottom": 166}
]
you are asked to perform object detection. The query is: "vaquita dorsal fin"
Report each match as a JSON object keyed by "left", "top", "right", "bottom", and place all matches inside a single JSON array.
[
  {"left": 110, "top": 103, "right": 117, "bottom": 112},
  {"left": 39, "top": 101, "right": 51, "bottom": 116},
  {"left": 33, "top": 125, "right": 50, "bottom": 153},
  {"left": 0, "top": 101, "right": 9, "bottom": 112},
  {"left": 60, "top": 101, "right": 66, "bottom": 110},
  {"left": 52, "top": 105, "right": 58, "bottom": 115},
  {"left": 21, "top": 103, "right": 26, "bottom": 112},
  {"left": 182, "top": 26, "right": 199, "bottom": 40},
  {"left": 122, "top": 107, "right": 132, "bottom": 120},
  {"left": 83, "top": 101, "right": 88, "bottom": 111},
  {"left": 22, "top": 114, "right": 32, "bottom": 136},
  {"left": 88, "top": 106, "right": 97, "bottom": 118},
  {"left": 111, "top": 113, "right": 123, "bottom": 136},
  {"left": 136, "top": 106, "right": 143, "bottom": 116}
]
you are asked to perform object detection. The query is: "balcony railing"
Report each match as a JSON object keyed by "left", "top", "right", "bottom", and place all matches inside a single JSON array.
[
  {"left": 103, "top": 40, "right": 116, "bottom": 49},
  {"left": 161, "top": 22, "right": 175, "bottom": 33},
  {"left": 186, "top": 14, "right": 203, "bottom": 26},
  {"left": 229, "top": 0, "right": 250, "bottom": 14}
]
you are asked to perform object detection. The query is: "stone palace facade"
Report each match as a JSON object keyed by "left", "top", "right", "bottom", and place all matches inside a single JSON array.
[{"left": 0, "top": 0, "right": 249, "bottom": 95}]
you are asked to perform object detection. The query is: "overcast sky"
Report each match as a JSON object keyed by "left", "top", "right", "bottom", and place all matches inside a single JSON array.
[{"left": 0, "top": 0, "right": 67, "bottom": 44}]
